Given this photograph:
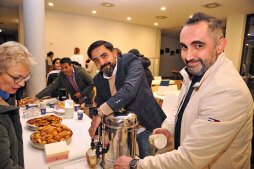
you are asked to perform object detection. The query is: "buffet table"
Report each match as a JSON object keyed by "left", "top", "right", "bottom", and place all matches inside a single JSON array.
[{"left": 20, "top": 109, "right": 93, "bottom": 169}]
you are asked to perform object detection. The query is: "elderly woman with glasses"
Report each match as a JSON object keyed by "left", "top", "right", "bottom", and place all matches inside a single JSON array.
[{"left": 0, "top": 41, "right": 35, "bottom": 168}]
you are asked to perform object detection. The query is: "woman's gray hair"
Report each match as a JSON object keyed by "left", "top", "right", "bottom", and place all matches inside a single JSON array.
[{"left": 0, "top": 41, "right": 36, "bottom": 73}]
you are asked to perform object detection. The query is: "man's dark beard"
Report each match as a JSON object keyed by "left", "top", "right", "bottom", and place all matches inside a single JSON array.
[
  {"left": 185, "top": 59, "right": 206, "bottom": 76},
  {"left": 100, "top": 62, "right": 115, "bottom": 77}
]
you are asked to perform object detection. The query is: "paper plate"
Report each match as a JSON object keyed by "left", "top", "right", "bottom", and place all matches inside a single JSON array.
[{"left": 31, "top": 137, "right": 72, "bottom": 150}]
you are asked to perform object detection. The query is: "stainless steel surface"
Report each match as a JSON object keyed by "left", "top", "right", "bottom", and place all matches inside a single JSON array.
[
  {"left": 103, "top": 111, "right": 138, "bottom": 128},
  {"left": 101, "top": 111, "right": 138, "bottom": 169}
]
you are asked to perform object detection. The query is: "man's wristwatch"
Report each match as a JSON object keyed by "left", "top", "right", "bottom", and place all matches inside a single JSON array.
[
  {"left": 129, "top": 159, "right": 139, "bottom": 169},
  {"left": 93, "top": 109, "right": 104, "bottom": 117}
]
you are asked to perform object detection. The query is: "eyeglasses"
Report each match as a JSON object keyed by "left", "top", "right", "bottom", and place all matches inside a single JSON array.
[{"left": 5, "top": 72, "right": 32, "bottom": 84}]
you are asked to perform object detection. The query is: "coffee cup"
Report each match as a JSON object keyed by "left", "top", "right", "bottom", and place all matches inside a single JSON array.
[
  {"left": 49, "top": 100, "right": 55, "bottom": 108},
  {"left": 87, "top": 149, "right": 97, "bottom": 168},
  {"left": 77, "top": 110, "right": 83, "bottom": 120},
  {"left": 40, "top": 102, "right": 46, "bottom": 115},
  {"left": 148, "top": 134, "right": 167, "bottom": 149},
  {"left": 74, "top": 104, "right": 80, "bottom": 112}
]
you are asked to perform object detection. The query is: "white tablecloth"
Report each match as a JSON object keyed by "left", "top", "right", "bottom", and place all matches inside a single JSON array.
[
  {"left": 20, "top": 111, "right": 92, "bottom": 169},
  {"left": 153, "top": 90, "right": 180, "bottom": 100}
]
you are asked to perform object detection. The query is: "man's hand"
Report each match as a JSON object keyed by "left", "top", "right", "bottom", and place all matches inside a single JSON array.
[
  {"left": 153, "top": 128, "right": 171, "bottom": 140},
  {"left": 88, "top": 116, "right": 102, "bottom": 138},
  {"left": 114, "top": 155, "right": 133, "bottom": 169},
  {"left": 74, "top": 92, "right": 81, "bottom": 98}
]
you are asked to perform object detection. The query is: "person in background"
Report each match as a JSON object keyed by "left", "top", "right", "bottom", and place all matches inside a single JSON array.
[
  {"left": 35, "top": 57, "right": 94, "bottom": 104},
  {"left": 70, "top": 47, "right": 87, "bottom": 68},
  {"left": 128, "top": 49, "right": 154, "bottom": 87},
  {"left": 85, "top": 58, "right": 97, "bottom": 78},
  {"left": 47, "top": 58, "right": 61, "bottom": 97},
  {"left": 71, "top": 61, "right": 82, "bottom": 67},
  {"left": 115, "top": 48, "right": 122, "bottom": 57},
  {"left": 46, "top": 51, "right": 54, "bottom": 73},
  {"left": 87, "top": 40, "right": 166, "bottom": 159},
  {"left": 114, "top": 12, "right": 253, "bottom": 169},
  {"left": 0, "top": 41, "right": 36, "bottom": 168}
]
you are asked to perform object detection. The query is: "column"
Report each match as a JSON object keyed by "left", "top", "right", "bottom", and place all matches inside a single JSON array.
[
  {"left": 224, "top": 13, "right": 246, "bottom": 71},
  {"left": 23, "top": 0, "right": 46, "bottom": 97}
]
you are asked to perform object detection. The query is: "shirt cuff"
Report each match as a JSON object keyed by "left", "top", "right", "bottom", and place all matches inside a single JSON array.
[{"left": 99, "top": 102, "right": 113, "bottom": 116}]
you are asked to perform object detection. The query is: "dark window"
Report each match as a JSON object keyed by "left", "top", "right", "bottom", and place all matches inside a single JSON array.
[{"left": 240, "top": 14, "right": 254, "bottom": 76}]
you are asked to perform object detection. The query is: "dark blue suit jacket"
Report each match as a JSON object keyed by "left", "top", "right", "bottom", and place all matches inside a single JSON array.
[{"left": 94, "top": 53, "right": 166, "bottom": 132}]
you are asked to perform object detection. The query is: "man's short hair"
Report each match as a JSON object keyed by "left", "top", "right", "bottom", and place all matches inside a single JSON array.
[
  {"left": 74, "top": 47, "right": 80, "bottom": 54},
  {"left": 115, "top": 48, "right": 122, "bottom": 57},
  {"left": 87, "top": 40, "right": 114, "bottom": 59},
  {"left": 185, "top": 12, "right": 224, "bottom": 43},
  {"left": 60, "top": 57, "right": 72, "bottom": 65},
  {"left": 71, "top": 61, "right": 81, "bottom": 67}
]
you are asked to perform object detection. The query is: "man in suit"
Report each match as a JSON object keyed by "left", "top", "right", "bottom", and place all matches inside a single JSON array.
[
  {"left": 36, "top": 57, "right": 94, "bottom": 104},
  {"left": 87, "top": 40, "right": 166, "bottom": 159}
]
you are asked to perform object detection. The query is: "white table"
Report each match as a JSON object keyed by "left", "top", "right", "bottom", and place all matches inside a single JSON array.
[
  {"left": 153, "top": 91, "right": 180, "bottom": 117},
  {"left": 153, "top": 90, "right": 180, "bottom": 100},
  {"left": 20, "top": 110, "right": 92, "bottom": 169},
  {"left": 153, "top": 91, "right": 166, "bottom": 100}
]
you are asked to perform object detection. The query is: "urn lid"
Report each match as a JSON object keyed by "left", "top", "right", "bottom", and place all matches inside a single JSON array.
[{"left": 103, "top": 111, "right": 138, "bottom": 128}]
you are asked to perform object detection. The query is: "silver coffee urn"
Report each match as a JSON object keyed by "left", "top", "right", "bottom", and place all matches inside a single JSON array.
[{"left": 91, "top": 111, "right": 138, "bottom": 169}]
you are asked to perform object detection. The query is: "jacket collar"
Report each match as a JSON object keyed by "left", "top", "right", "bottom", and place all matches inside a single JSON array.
[{"left": 0, "top": 97, "right": 18, "bottom": 114}]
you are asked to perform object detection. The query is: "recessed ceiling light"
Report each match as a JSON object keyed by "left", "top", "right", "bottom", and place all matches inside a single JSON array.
[
  {"left": 155, "top": 16, "right": 168, "bottom": 19},
  {"left": 48, "top": 2, "right": 54, "bottom": 6},
  {"left": 246, "top": 44, "right": 249, "bottom": 46},
  {"left": 154, "top": 23, "right": 158, "bottom": 26},
  {"left": 247, "top": 33, "right": 251, "bottom": 36},
  {"left": 127, "top": 17, "right": 132, "bottom": 21},
  {"left": 203, "top": 2, "right": 222, "bottom": 9},
  {"left": 0, "top": 29, "right": 2, "bottom": 33},
  {"left": 101, "top": 2, "right": 115, "bottom": 7},
  {"left": 92, "top": 10, "right": 97, "bottom": 14},
  {"left": 161, "top": 7, "right": 166, "bottom": 11}
]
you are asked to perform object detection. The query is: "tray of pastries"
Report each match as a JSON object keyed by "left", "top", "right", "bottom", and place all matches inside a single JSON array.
[
  {"left": 26, "top": 114, "right": 62, "bottom": 131},
  {"left": 30, "top": 124, "right": 73, "bottom": 150},
  {"left": 19, "top": 97, "right": 35, "bottom": 107}
]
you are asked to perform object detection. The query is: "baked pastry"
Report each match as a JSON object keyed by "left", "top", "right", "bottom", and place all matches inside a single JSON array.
[
  {"left": 30, "top": 124, "right": 73, "bottom": 144},
  {"left": 19, "top": 97, "right": 35, "bottom": 107},
  {"left": 27, "top": 115, "right": 62, "bottom": 127},
  {"left": 57, "top": 101, "right": 65, "bottom": 109}
]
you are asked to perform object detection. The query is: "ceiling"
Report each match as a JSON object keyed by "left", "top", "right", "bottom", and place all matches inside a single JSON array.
[{"left": 0, "top": 0, "right": 254, "bottom": 37}]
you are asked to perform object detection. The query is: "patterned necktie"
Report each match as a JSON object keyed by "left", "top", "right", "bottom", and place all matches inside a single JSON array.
[{"left": 67, "top": 76, "right": 82, "bottom": 104}]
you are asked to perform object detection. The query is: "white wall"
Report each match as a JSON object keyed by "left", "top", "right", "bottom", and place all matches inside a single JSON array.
[
  {"left": 159, "top": 35, "right": 185, "bottom": 78},
  {"left": 225, "top": 13, "right": 246, "bottom": 71},
  {"left": 45, "top": 10, "right": 161, "bottom": 75}
]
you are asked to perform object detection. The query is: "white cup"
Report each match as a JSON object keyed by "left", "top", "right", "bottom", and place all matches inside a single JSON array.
[
  {"left": 148, "top": 134, "right": 167, "bottom": 149},
  {"left": 49, "top": 100, "right": 55, "bottom": 108},
  {"left": 77, "top": 110, "right": 83, "bottom": 120},
  {"left": 40, "top": 102, "right": 46, "bottom": 109},
  {"left": 74, "top": 104, "right": 80, "bottom": 112}
]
